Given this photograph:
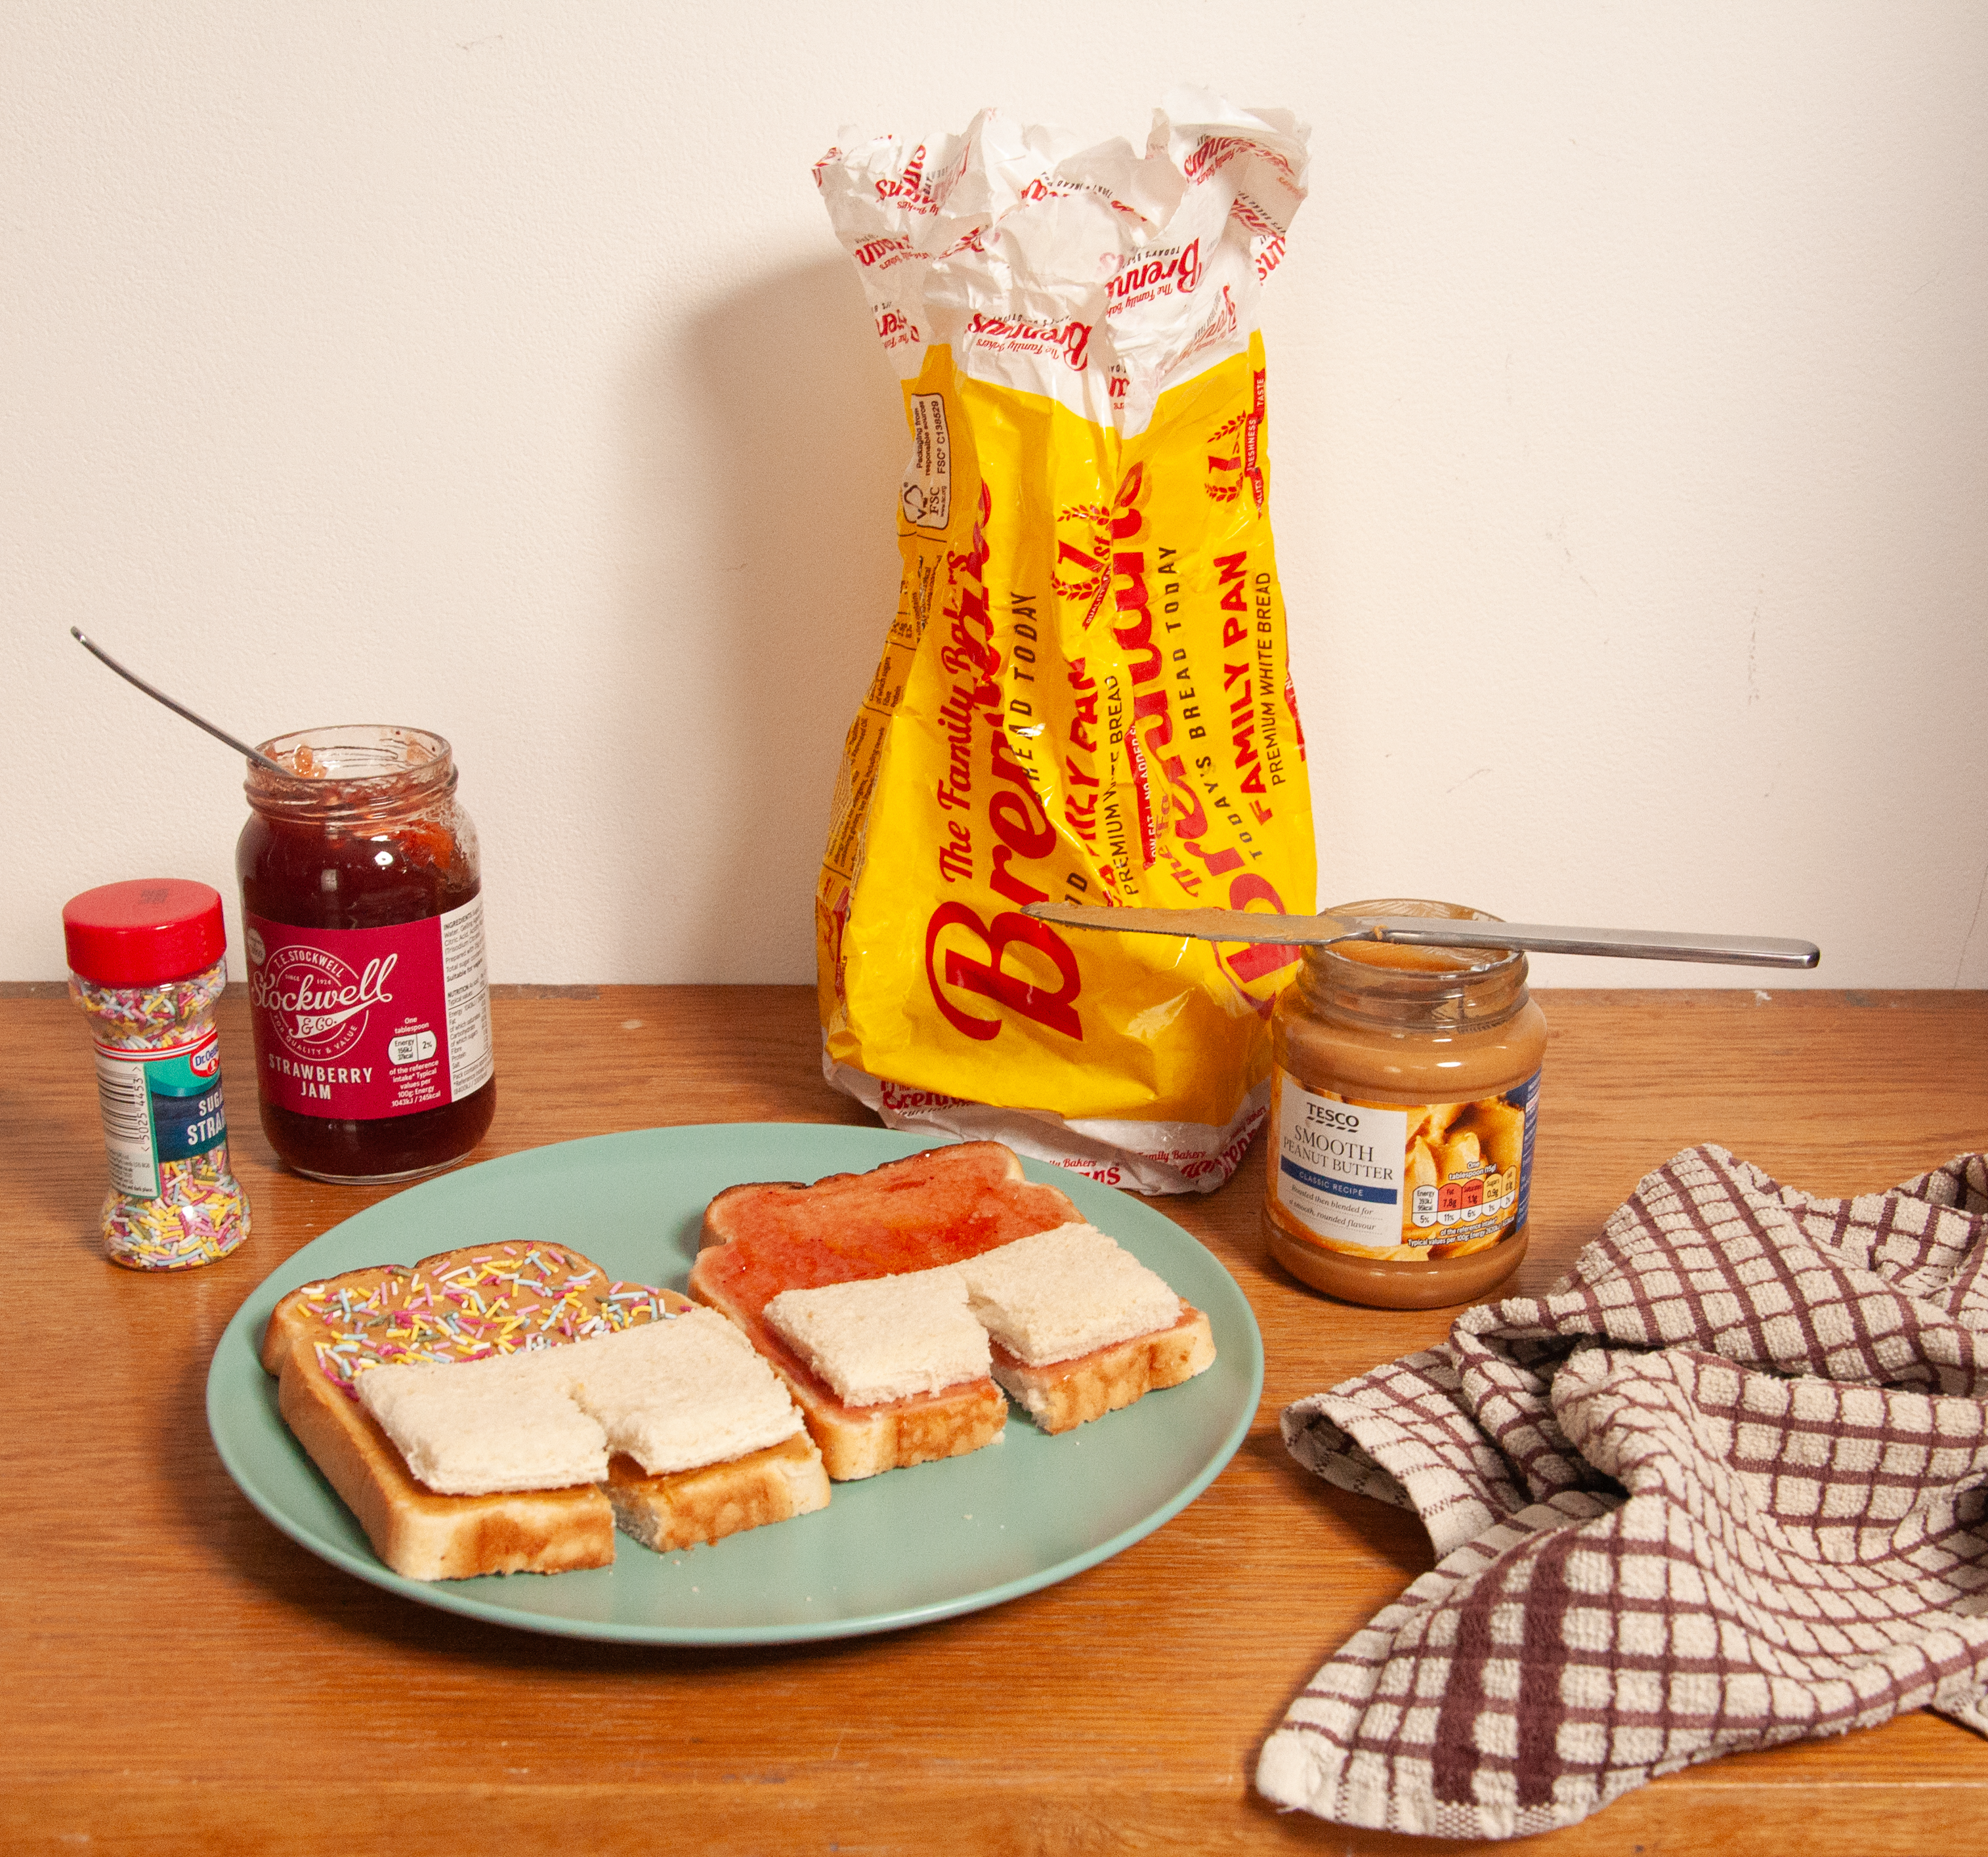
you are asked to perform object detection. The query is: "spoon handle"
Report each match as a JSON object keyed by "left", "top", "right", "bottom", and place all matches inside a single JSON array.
[
  {"left": 72, "top": 628, "right": 288, "bottom": 776},
  {"left": 1022, "top": 903, "right": 1819, "bottom": 969}
]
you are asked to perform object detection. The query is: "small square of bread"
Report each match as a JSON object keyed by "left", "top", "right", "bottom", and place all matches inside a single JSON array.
[
  {"left": 764, "top": 1269, "right": 990, "bottom": 1407},
  {"left": 356, "top": 1308, "right": 807, "bottom": 1493},
  {"left": 357, "top": 1349, "right": 608, "bottom": 1495},
  {"left": 557, "top": 1306, "right": 804, "bottom": 1474},
  {"left": 960, "top": 1222, "right": 1182, "bottom": 1366}
]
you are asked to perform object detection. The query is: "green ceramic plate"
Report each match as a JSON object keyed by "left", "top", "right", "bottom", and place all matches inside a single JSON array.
[{"left": 207, "top": 1123, "right": 1263, "bottom": 1644}]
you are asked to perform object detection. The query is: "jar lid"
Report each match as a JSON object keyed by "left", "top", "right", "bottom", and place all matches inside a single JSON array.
[{"left": 62, "top": 880, "right": 226, "bottom": 985}]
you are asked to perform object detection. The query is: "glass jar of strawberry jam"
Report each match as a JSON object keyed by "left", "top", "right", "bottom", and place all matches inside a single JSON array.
[{"left": 237, "top": 725, "right": 496, "bottom": 1182}]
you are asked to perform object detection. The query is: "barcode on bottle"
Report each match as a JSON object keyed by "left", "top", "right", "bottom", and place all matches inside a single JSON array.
[{"left": 93, "top": 1050, "right": 159, "bottom": 1198}]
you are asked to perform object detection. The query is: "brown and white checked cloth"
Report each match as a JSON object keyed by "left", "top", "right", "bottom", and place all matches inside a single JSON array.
[{"left": 1256, "top": 1145, "right": 1988, "bottom": 1841}]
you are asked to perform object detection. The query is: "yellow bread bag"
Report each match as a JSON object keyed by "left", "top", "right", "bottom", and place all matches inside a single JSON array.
[{"left": 814, "top": 93, "right": 1315, "bottom": 1193}]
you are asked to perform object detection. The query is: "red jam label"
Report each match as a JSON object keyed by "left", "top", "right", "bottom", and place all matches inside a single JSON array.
[{"left": 244, "top": 898, "right": 492, "bottom": 1121}]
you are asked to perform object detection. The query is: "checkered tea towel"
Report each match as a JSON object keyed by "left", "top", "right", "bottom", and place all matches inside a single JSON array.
[{"left": 1257, "top": 1144, "right": 1988, "bottom": 1841}]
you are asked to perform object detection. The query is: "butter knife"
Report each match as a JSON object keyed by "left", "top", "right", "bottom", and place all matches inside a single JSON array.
[{"left": 1021, "top": 903, "right": 1820, "bottom": 969}]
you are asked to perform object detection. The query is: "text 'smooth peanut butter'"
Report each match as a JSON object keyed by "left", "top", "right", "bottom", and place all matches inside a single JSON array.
[{"left": 1265, "top": 899, "right": 1548, "bottom": 1310}]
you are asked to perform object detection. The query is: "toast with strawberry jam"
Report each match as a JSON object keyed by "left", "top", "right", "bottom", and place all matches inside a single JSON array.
[
  {"left": 958, "top": 1221, "right": 1218, "bottom": 1434},
  {"left": 688, "top": 1142, "right": 1082, "bottom": 1480}
]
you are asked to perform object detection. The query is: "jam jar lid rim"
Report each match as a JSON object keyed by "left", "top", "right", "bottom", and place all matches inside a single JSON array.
[{"left": 243, "top": 725, "right": 457, "bottom": 809}]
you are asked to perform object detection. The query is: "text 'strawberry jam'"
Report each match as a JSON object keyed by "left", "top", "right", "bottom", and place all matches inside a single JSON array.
[{"left": 238, "top": 725, "right": 495, "bottom": 1183}]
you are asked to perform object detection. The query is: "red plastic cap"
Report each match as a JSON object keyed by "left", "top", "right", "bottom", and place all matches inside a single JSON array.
[{"left": 62, "top": 880, "right": 227, "bottom": 985}]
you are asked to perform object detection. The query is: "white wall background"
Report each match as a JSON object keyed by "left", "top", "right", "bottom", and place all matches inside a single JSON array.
[{"left": 6, "top": 1, "right": 1985, "bottom": 990}]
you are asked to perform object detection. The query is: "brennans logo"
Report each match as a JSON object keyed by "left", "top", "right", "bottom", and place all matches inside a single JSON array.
[
  {"left": 921, "top": 488, "right": 1085, "bottom": 1048},
  {"left": 1183, "top": 135, "right": 1299, "bottom": 187},
  {"left": 1015, "top": 175, "right": 1084, "bottom": 205},
  {"left": 965, "top": 311, "right": 1091, "bottom": 371},
  {"left": 876, "top": 144, "right": 939, "bottom": 212},
  {"left": 853, "top": 235, "right": 914, "bottom": 270},
  {"left": 1183, "top": 136, "right": 1250, "bottom": 183},
  {"left": 1106, "top": 239, "right": 1202, "bottom": 305},
  {"left": 875, "top": 140, "right": 967, "bottom": 215},
  {"left": 875, "top": 307, "right": 920, "bottom": 346}
]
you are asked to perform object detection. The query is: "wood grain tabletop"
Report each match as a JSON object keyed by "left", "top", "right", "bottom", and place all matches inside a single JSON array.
[{"left": 5, "top": 983, "right": 1985, "bottom": 1854}]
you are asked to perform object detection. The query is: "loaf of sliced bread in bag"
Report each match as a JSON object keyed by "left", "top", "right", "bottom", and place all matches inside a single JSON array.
[{"left": 689, "top": 1142, "right": 1080, "bottom": 1479}]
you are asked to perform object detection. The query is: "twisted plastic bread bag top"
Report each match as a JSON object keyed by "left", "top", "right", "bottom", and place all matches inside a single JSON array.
[{"left": 814, "top": 92, "right": 1316, "bottom": 1195}]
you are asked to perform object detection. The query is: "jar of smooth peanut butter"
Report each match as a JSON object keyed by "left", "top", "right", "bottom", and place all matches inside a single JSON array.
[{"left": 1264, "top": 899, "right": 1547, "bottom": 1310}]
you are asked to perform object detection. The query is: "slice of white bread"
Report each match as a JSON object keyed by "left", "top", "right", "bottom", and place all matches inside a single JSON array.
[
  {"left": 984, "top": 1309, "right": 1217, "bottom": 1436},
  {"left": 959, "top": 1221, "right": 1215, "bottom": 1434},
  {"left": 355, "top": 1310, "right": 808, "bottom": 1489},
  {"left": 274, "top": 1340, "right": 616, "bottom": 1581},
  {"left": 765, "top": 1269, "right": 989, "bottom": 1406},
  {"left": 358, "top": 1348, "right": 612, "bottom": 1494},
  {"left": 261, "top": 1242, "right": 829, "bottom": 1579},
  {"left": 959, "top": 1223, "right": 1183, "bottom": 1364},
  {"left": 557, "top": 1308, "right": 811, "bottom": 1472},
  {"left": 689, "top": 1142, "right": 1081, "bottom": 1480}
]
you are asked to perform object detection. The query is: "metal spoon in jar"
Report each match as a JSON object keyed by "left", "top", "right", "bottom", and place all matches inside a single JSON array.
[
  {"left": 1022, "top": 901, "right": 1820, "bottom": 969},
  {"left": 71, "top": 628, "right": 289, "bottom": 777}
]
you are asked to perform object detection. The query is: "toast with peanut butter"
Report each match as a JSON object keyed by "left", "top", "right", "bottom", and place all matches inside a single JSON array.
[{"left": 261, "top": 1241, "right": 828, "bottom": 1580}]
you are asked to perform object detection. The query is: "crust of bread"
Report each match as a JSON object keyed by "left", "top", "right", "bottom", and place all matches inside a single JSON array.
[
  {"left": 604, "top": 1434, "right": 830, "bottom": 1551},
  {"left": 261, "top": 1260, "right": 414, "bottom": 1376},
  {"left": 263, "top": 1243, "right": 831, "bottom": 1577},
  {"left": 691, "top": 1142, "right": 1076, "bottom": 1480},
  {"left": 988, "top": 1302, "right": 1217, "bottom": 1436},
  {"left": 274, "top": 1333, "right": 616, "bottom": 1581},
  {"left": 688, "top": 1266, "right": 1005, "bottom": 1480}
]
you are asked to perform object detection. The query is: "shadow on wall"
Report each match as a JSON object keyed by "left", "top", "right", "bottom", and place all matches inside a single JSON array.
[{"left": 613, "top": 255, "right": 905, "bottom": 981}]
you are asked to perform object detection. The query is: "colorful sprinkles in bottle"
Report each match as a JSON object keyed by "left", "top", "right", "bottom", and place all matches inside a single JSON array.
[{"left": 64, "top": 880, "right": 251, "bottom": 1270}]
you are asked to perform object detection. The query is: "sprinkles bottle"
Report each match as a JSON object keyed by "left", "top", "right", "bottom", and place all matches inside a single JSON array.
[{"left": 64, "top": 879, "right": 251, "bottom": 1270}]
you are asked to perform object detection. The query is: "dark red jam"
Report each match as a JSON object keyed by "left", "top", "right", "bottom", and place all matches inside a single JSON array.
[{"left": 238, "top": 727, "right": 496, "bottom": 1184}]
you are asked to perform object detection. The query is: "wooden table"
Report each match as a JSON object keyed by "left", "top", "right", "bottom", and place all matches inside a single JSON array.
[{"left": 7, "top": 984, "right": 1986, "bottom": 1854}]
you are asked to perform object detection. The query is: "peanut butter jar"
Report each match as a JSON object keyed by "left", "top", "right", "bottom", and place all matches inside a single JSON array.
[{"left": 1264, "top": 899, "right": 1547, "bottom": 1310}]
